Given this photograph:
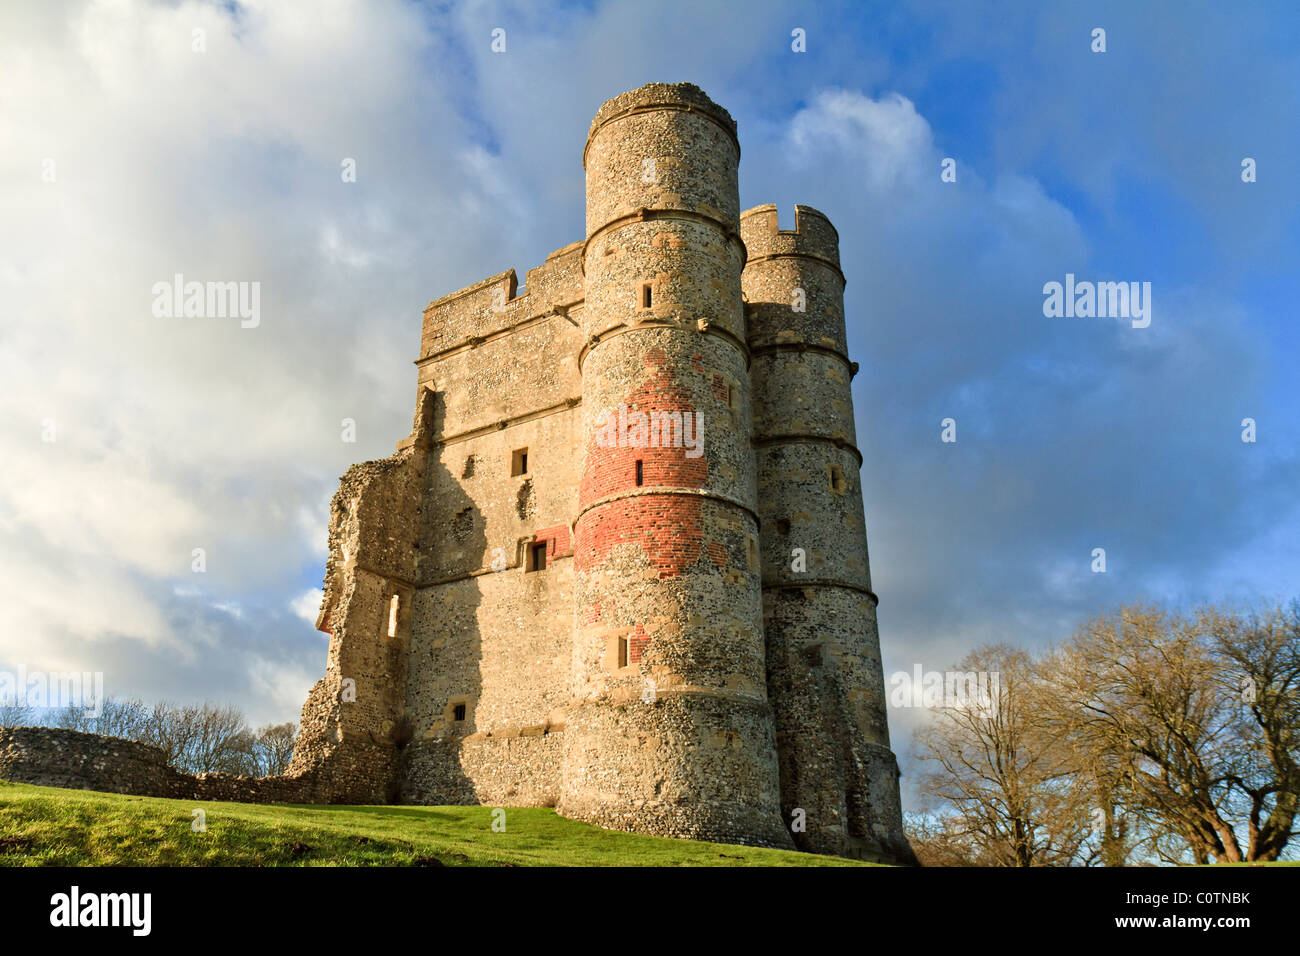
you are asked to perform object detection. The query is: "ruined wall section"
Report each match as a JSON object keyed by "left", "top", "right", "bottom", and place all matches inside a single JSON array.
[
  {"left": 741, "top": 204, "right": 914, "bottom": 863},
  {"left": 287, "top": 396, "right": 432, "bottom": 803},
  {"left": 0, "top": 728, "right": 191, "bottom": 797},
  {"left": 560, "top": 84, "right": 791, "bottom": 848},
  {"left": 21, "top": 87, "right": 917, "bottom": 863},
  {"left": 402, "top": 243, "right": 585, "bottom": 807},
  {"left": 1, "top": 727, "right": 337, "bottom": 803}
]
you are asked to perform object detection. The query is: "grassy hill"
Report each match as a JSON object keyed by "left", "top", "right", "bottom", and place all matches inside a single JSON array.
[{"left": 0, "top": 780, "right": 869, "bottom": 867}]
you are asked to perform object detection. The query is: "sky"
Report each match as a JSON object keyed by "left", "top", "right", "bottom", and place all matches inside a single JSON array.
[{"left": 1, "top": 0, "right": 1297, "bottom": 806}]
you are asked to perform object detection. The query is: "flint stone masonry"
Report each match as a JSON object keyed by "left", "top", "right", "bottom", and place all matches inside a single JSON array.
[
  {"left": 7, "top": 84, "right": 916, "bottom": 865},
  {"left": 0, "top": 727, "right": 318, "bottom": 802},
  {"left": 0, "top": 727, "right": 184, "bottom": 796},
  {"left": 290, "top": 82, "right": 916, "bottom": 864}
]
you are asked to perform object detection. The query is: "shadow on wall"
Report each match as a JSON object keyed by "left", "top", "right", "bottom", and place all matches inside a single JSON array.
[{"left": 396, "top": 387, "right": 486, "bottom": 805}]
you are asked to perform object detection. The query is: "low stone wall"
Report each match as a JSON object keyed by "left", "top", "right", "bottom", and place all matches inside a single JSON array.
[
  {"left": 0, "top": 727, "right": 329, "bottom": 804},
  {"left": 0, "top": 727, "right": 190, "bottom": 797}
]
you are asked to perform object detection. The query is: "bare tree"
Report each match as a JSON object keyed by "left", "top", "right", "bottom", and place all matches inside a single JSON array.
[
  {"left": 252, "top": 722, "right": 297, "bottom": 776},
  {"left": 139, "top": 700, "right": 196, "bottom": 768},
  {"left": 904, "top": 812, "right": 997, "bottom": 867},
  {"left": 17, "top": 693, "right": 300, "bottom": 780},
  {"left": 0, "top": 703, "right": 34, "bottom": 728},
  {"left": 51, "top": 704, "right": 92, "bottom": 732},
  {"left": 1040, "top": 603, "right": 1297, "bottom": 863},
  {"left": 135, "top": 701, "right": 255, "bottom": 774},
  {"left": 1199, "top": 602, "right": 1300, "bottom": 860},
  {"left": 53, "top": 696, "right": 151, "bottom": 740},
  {"left": 97, "top": 697, "right": 153, "bottom": 741},
  {"left": 913, "top": 644, "right": 1094, "bottom": 866},
  {"left": 191, "top": 703, "right": 257, "bottom": 774}
]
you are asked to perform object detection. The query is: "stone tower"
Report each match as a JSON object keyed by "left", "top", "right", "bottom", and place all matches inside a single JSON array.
[
  {"left": 561, "top": 85, "right": 790, "bottom": 847},
  {"left": 742, "top": 205, "right": 911, "bottom": 861},
  {"left": 289, "top": 83, "right": 916, "bottom": 864}
]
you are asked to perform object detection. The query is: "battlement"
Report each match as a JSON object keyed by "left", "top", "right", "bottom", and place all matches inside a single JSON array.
[
  {"left": 585, "top": 82, "right": 738, "bottom": 168},
  {"left": 289, "top": 83, "right": 916, "bottom": 865},
  {"left": 419, "top": 240, "right": 584, "bottom": 360},
  {"left": 740, "top": 204, "right": 840, "bottom": 269}
]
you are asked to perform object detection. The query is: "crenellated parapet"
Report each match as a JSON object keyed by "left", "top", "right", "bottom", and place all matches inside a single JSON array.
[
  {"left": 585, "top": 84, "right": 741, "bottom": 243},
  {"left": 419, "top": 241, "right": 584, "bottom": 362},
  {"left": 741, "top": 205, "right": 848, "bottom": 371},
  {"left": 740, "top": 203, "right": 840, "bottom": 270},
  {"left": 416, "top": 244, "right": 586, "bottom": 443},
  {"left": 280, "top": 83, "right": 916, "bottom": 863}
]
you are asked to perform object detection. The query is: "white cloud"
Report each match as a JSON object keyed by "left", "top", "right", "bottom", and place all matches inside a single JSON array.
[
  {"left": 0, "top": 0, "right": 495, "bottom": 718},
  {"left": 2, "top": 0, "right": 1294, "bottom": 771},
  {"left": 787, "top": 90, "right": 934, "bottom": 192},
  {"left": 290, "top": 589, "right": 324, "bottom": 628}
]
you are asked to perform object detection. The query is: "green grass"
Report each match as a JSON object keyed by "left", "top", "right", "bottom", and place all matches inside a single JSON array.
[
  {"left": 0, "top": 781, "right": 870, "bottom": 867},
  {"left": 1203, "top": 861, "right": 1300, "bottom": 866}
]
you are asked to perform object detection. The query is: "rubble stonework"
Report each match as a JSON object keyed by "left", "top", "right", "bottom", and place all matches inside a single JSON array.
[
  {"left": 289, "top": 83, "right": 916, "bottom": 863},
  {"left": 0, "top": 727, "right": 315, "bottom": 802},
  {"left": 2, "top": 85, "right": 916, "bottom": 864}
]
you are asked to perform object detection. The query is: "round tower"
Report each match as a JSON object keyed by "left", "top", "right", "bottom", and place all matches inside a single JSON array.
[
  {"left": 559, "top": 84, "right": 791, "bottom": 848},
  {"left": 740, "top": 204, "right": 916, "bottom": 863}
]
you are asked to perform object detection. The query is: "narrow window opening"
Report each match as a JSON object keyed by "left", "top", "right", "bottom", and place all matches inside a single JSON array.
[
  {"left": 511, "top": 447, "right": 529, "bottom": 476},
  {"left": 776, "top": 518, "right": 791, "bottom": 536},
  {"left": 453, "top": 703, "right": 466, "bottom": 722},
  {"left": 635, "top": 460, "right": 644, "bottom": 486},
  {"left": 528, "top": 542, "right": 548, "bottom": 572},
  {"left": 617, "top": 636, "right": 629, "bottom": 669},
  {"left": 387, "top": 594, "right": 400, "bottom": 638},
  {"left": 640, "top": 282, "right": 653, "bottom": 309},
  {"left": 829, "top": 464, "right": 846, "bottom": 494}
]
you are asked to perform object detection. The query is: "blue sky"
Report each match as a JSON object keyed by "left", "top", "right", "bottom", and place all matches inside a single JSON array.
[{"left": 1, "top": 0, "right": 1297, "bottom": 806}]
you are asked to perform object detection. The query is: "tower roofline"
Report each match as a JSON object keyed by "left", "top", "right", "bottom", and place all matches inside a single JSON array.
[
  {"left": 283, "top": 83, "right": 916, "bottom": 864},
  {"left": 739, "top": 203, "right": 840, "bottom": 240},
  {"left": 740, "top": 204, "right": 841, "bottom": 272},
  {"left": 584, "top": 82, "right": 739, "bottom": 169}
]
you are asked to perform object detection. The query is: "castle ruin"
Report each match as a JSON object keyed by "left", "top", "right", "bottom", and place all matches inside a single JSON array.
[{"left": 287, "top": 83, "right": 916, "bottom": 864}]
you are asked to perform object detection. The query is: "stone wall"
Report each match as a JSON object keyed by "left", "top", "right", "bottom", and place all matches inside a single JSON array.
[
  {"left": 0, "top": 727, "right": 187, "bottom": 797},
  {"left": 396, "top": 237, "right": 585, "bottom": 806},
  {"left": 1, "top": 84, "right": 918, "bottom": 863},
  {"left": 560, "top": 83, "right": 792, "bottom": 849},
  {"left": 285, "top": 84, "right": 916, "bottom": 862},
  {"left": 402, "top": 732, "right": 563, "bottom": 807},
  {"left": 0, "top": 727, "right": 322, "bottom": 803}
]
